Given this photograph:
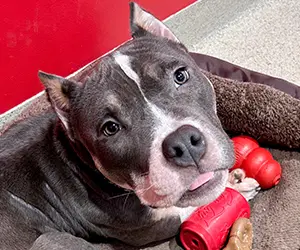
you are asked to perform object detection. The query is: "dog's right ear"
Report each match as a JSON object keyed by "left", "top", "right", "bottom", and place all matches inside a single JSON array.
[
  {"left": 129, "top": 2, "right": 180, "bottom": 43},
  {"left": 38, "top": 71, "right": 82, "bottom": 133}
]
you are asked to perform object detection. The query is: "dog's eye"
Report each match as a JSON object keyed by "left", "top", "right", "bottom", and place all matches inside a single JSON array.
[
  {"left": 174, "top": 68, "right": 189, "bottom": 85},
  {"left": 102, "top": 121, "right": 120, "bottom": 136}
]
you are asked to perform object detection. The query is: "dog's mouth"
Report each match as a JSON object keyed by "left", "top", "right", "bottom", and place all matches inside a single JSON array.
[
  {"left": 133, "top": 168, "right": 229, "bottom": 208},
  {"left": 188, "top": 171, "right": 215, "bottom": 191},
  {"left": 176, "top": 169, "right": 229, "bottom": 207}
]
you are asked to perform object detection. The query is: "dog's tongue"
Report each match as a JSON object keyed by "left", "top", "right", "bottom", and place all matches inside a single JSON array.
[{"left": 189, "top": 172, "right": 214, "bottom": 191}]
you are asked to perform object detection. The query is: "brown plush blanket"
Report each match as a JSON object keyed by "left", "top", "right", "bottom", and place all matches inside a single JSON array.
[
  {"left": 192, "top": 53, "right": 300, "bottom": 250},
  {"left": 1, "top": 52, "right": 300, "bottom": 250}
]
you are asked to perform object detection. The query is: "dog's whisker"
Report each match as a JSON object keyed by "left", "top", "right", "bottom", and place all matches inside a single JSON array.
[
  {"left": 107, "top": 192, "right": 134, "bottom": 200},
  {"left": 137, "top": 184, "right": 155, "bottom": 196},
  {"left": 107, "top": 183, "right": 156, "bottom": 200},
  {"left": 122, "top": 193, "right": 130, "bottom": 210}
]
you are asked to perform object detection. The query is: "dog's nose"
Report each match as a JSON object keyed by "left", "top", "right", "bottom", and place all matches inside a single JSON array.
[{"left": 162, "top": 125, "right": 206, "bottom": 167}]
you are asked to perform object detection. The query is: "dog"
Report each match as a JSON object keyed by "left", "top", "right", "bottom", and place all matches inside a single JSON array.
[{"left": 0, "top": 3, "right": 235, "bottom": 249}]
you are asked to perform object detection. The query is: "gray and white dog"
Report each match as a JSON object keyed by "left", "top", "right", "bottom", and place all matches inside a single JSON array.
[{"left": 0, "top": 3, "right": 235, "bottom": 250}]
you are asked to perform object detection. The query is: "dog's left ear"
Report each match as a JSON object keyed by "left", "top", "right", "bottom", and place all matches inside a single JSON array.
[
  {"left": 129, "top": 2, "right": 180, "bottom": 43},
  {"left": 38, "top": 71, "right": 83, "bottom": 135}
]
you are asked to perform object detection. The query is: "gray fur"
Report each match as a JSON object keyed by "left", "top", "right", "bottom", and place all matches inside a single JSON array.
[{"left": 0, "top": 2, "right": 234, "bottom": 249}]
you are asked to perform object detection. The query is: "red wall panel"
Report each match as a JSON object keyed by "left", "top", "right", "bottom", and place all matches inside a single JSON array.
[{"left": 0, "top": 0, "right": 195, "bottom": 114}]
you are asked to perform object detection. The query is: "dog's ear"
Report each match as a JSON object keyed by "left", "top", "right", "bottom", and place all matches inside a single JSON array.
[
  {"left": 38, "top": 71, "right": 82, "bottom": 132},
  {"left": 129, "top": 2, "right": 180, "bottom": 43}
]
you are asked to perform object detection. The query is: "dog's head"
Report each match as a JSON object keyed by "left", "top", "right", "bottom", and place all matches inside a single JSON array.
[{"left": 39, "top": 2, "right": 234, "bottom": 208}]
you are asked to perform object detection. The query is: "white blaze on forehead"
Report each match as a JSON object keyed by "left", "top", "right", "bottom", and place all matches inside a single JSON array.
[
  {"left": 113, "top": 52, "right": 167, "bottom": 122},
  {"left": 114, "top": 52, "right": 140, "bottom": 84},
  {"left": 113, "top": 52, "right": 150, "bottom": 102}
]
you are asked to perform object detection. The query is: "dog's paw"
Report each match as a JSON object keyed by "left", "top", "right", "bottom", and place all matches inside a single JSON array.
[{"left": 227, "top": 169, "right": 260, "bottom": 201}]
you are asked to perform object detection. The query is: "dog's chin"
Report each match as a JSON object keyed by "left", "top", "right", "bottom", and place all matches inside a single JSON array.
[
  {"left": 175, "top": 169, "right": 229, "bottom": 207},
  {"left": 136, "top": 169, "right": 229, "bottom": 208}
]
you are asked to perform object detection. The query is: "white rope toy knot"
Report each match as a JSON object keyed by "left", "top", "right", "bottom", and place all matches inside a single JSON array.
[{"left": 227, "top": 168, "right": 261, "bottom": 201}]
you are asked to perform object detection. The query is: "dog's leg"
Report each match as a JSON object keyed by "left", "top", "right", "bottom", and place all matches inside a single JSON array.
[
  {"left": 29, "top": 208, "right": 197, "bottom": 250},
  {"left": 28, "top": 209, "right": 192, "bottom": 250},
  {"left": 29, "top": 232, "right": 134, "bottom": 250}
]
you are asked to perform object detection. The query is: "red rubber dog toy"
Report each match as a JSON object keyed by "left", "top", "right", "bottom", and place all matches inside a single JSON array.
[
  {"left": 180, "top": 188, "right": 250, "bottom": 250},
  {"left": 179, "top": 136, "right": 281, "bottom": 249},
  {"left": 231, "top": 135, "right": 282, "bottom": 189}
]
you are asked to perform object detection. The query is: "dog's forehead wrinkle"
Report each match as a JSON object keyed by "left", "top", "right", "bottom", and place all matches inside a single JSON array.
[
  {"left": 133, "top": 53, "right": 185, "bottom": 73},
  {"left": 81, "top": 56, "right": 113, "bottom": 85}
]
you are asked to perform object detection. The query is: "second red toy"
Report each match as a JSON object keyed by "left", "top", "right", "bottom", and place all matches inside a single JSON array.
[{"left": 231, "top": 135, "right": 282, "bottom": 189}]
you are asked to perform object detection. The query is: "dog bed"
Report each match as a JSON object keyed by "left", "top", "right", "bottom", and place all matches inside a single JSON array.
[{"left": 1, "top": 52, "right": 300, "bottom": 250}]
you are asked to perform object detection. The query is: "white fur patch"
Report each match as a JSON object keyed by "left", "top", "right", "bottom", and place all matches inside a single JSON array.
[
  {"left": 177, "top": 206, "right": 198, "bottom": 222},
  {"left": 106, "top": 94, "right": 122, "bottom": 109},
  {"left": 152, "top": 206, "right": 198, "bottom": 223},
  {"left": 114, "top": 53, "right": 140, "bottom": 84},
  {"left": 114, "top": 52, "right": 156, "bottom": 106}
]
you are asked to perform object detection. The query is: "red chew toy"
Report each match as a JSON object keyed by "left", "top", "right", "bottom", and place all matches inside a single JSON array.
[
  {"left": 231, "top": 136, "right": 282, "bottom": 189},
  {"left": 180, "top": 188, "right": 250, "bottom": 250}
]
